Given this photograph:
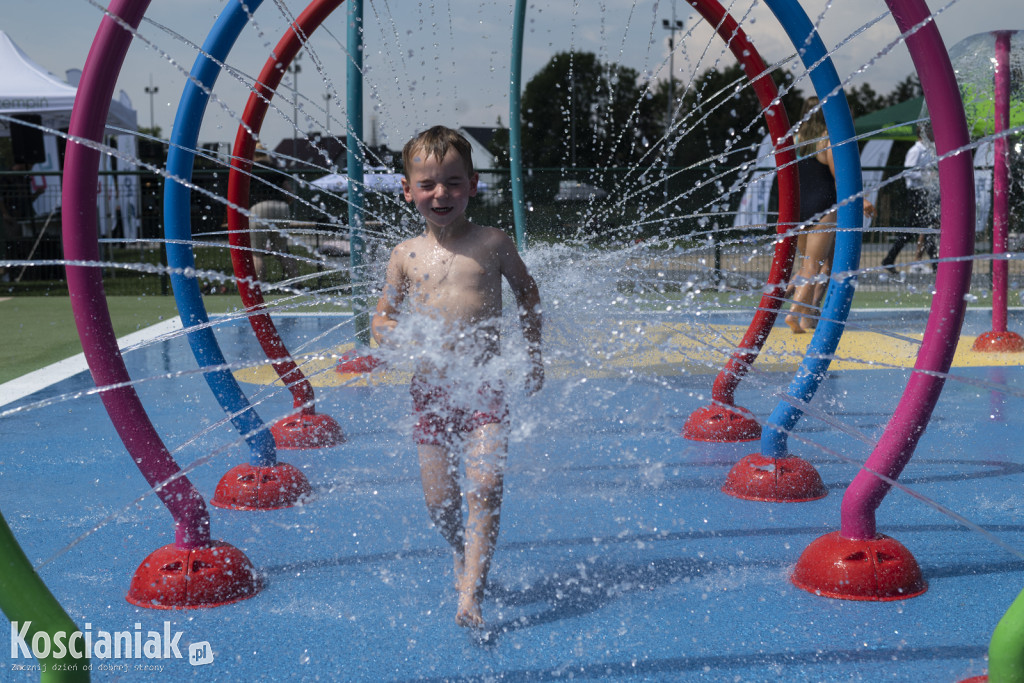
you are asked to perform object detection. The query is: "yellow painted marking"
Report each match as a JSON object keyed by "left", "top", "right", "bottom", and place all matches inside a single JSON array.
[{"left": 233, "top": 322, "right": 1022, "bottom": 387}]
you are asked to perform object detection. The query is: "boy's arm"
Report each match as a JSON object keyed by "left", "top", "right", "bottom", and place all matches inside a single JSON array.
[
  {"left": 497, "top": 233, "right": 544, "bottom": 394},
  {"left": 371, "top": 249, "right": 406, "bottom": 346}
]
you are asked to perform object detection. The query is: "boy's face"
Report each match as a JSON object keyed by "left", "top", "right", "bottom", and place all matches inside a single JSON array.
[{"left": 401, "top": 148, "right": 478, "bottom": 229}]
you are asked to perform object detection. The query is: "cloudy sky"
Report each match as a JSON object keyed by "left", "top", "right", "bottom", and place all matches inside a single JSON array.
[{"left": 4, "top": 0, "right": 1024, "bottom": 157}]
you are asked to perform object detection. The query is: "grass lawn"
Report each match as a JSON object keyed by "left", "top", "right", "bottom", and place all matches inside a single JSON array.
[
  {"left": 0, "top": 288, "right": 993, "bottom": 387},
  {"left": 676, "top": 289, "right": 942, "bottom": 312},
  {"left": 0, "top": 294, "right": 352, "bottom": 385}
]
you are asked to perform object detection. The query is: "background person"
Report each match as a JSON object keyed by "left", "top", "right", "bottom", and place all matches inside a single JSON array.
[
  {"left": 0, "top": 163, "right": 43, "bottom": 281},
  {"left": 250, "top": 175, "right": 299, "bottom": 284},
  {"left": 881, "top": 126, "right": 938, "bottom": 274},
  {"left": 785, "top": 98, "right": 874, "bottom": 333}
]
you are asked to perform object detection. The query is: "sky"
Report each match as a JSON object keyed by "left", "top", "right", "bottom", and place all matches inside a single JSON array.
[{"left": 4, "top": 0, "right": 1024, "bottom": 159}]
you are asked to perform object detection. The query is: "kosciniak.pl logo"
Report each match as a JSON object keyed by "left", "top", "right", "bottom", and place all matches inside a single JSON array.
[{"left": 10, "top": 621, "right": 212, "bottom": 666}]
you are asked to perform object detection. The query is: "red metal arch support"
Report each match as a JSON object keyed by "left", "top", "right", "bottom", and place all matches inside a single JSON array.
[{"left": 682, "top": 0, "right": 800, "bottom": 443}]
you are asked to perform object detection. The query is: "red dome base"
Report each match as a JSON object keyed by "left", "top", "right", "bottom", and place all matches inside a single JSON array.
[
  {"left": 211, "top": 462, "right": 314, "bottom": 510},
  {"left": 791, "top": 531, "right": 927, "bottom": 601},
  {"left": 972, "top": 330, "right": 1024, "bottom": 353},
  {"left": 271, "top": 412, "right": 345, "bottom": 450},
  {"left": 957, "top": 677, "right": 987, "bottom": 682},
  {"left": 683, "top": 403, "right": 760, "bottom": 442},
  {"left": 126, "top": 541, "right": 261, "bottom": 609},
  {"left": 336, "top": 351, "right": 383, "bottom": 374},
  {"left": 722, "top": 453, "right": 827, "bottom": 502}
]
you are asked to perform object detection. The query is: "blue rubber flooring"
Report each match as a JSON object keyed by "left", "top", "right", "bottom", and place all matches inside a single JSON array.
[{"left": 2, "top": 308, "right": 1023, "bottom": 681}]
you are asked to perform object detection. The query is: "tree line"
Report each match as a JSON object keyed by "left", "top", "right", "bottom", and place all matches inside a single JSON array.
[
  {"left": 488, "top": 50, "right": 921, "bottom": 172},
  {"left": 478, "top": 51, "right": 921, "bottom": 241}
]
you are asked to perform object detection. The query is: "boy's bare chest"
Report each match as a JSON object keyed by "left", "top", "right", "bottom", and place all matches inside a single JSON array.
[
  {"left": 408, "top": 250, "right": 494, "bottom": 288},
  {"left": 405, "top": 249, "right": 502, "bottom": 317}
]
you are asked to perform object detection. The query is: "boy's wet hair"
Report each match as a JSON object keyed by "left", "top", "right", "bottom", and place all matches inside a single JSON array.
[{"left": 402, "top": 126, "right": 475, "bottom": 178}]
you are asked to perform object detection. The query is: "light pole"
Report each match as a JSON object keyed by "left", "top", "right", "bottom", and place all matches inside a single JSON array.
[
  {"left": 661, "top": 6, "right": 684, "bottom": 211},
  {"left": 323, "top": 92, "right": 332, "bottom": 134},
  {"left": 661, "top": 6, "right": 684, "bottom": 132},
  {"left": 570, "top": 80, "right": 577, "bottom": 168},
  {"left": 288, "top": 53, "right": 303, "bottom": 156},
  {"left": 144, "top": 74, "right": 158, "bottom": 131}
]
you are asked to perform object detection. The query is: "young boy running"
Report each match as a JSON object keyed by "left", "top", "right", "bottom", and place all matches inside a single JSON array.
[{"left": 371, "top": 126, "right": 543, "bottom": 628}]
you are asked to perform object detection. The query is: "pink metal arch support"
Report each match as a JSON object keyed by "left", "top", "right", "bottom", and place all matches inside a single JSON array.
[
  {"left": 61, "top": 0, "right": 210, "bottom": 550},
  {"left": 970, "top": 31, "right": 1022, "bottom": 352},
  {"left": 791, "top": 0, "right": 975, "bottom": 602},
  {"left": 839, "top": 0, "right": 976, "bottom": 540},
  {"left": 991, "top": 31, "right": 1012, "bottom": 334},
  {"left": 682, "top": 0, "right": 800, "bottom": 443}
]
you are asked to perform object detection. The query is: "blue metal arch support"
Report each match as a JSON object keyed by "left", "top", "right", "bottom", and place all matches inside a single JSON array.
[
  {"left": 163, "top": 0, "right": 277, "bottom": 466},
  {"left": 760, "top": 0, "right": 865, "bottom": 459}
]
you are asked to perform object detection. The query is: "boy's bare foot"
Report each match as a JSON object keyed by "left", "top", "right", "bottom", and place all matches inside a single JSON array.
[
  {"left": 455, "top": 589, "right": 484, "bottom": 628},
  {"left": 455, "top": 571, "right": 485, "bottom": 628},
  {"left": 785, "top": 313, "right": 805, "bottom": 334}
]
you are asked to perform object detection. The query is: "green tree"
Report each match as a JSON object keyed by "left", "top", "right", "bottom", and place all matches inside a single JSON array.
[
  {"left": 847, "top": 82, "right": 886, "bottom": 118},
  {"left": 884, "top": 74, "right": 922, "bottom": 106},
  {"left": 487, "top": 116, "right": 510, "bottom": 168},
  {"left": 668, "top": 63, "right": 801, "bottom": 173},
  {"left": 521, "top": 51, "right": 658, "bottom": 168}
]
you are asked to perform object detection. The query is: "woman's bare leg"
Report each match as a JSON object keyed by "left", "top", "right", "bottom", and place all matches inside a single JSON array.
[
  {"left": 786, "top": 232, "right": 809, "bottom": 332},
  {"left": 785, "top": 306, "right": 806, "bottom": 333},
  {"left": 806, "top": 227, "right": 836, "bottom": 329},
  {"left": 788, "top": 226, "right": 835, "bottom": 333}
]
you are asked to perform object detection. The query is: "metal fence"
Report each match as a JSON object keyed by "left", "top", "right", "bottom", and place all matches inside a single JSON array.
[{"left": 1, "top": 166, "right": 1018, "bottom": 295}]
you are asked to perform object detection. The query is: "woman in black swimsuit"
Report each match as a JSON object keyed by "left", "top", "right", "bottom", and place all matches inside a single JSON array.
[{"left": 785, "top": 98, "right": 873, "bottom": 333}]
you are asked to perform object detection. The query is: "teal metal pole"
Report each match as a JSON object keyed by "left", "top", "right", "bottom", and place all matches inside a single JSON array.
[
  {"left": 509, "top": 0, "right": 527, "bottom": 250},
  {"left": 347, "top": 0, "right": 369, "bottom": 344}
]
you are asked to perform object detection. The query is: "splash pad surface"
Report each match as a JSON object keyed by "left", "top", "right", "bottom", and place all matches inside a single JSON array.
[
  {"left": 3, "top": 308, "right": 1021, "bottom": 681},
  {"left": 4, "top": 0, "right": 1019, "bottom": 671}
]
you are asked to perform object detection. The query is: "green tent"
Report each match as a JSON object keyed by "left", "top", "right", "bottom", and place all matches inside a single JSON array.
[{"left": 852, "top": 96, "right": 925, "bottom": 141}]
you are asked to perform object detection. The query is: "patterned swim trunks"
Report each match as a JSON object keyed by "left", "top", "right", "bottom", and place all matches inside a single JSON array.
[{"left": 410, "top": 375, "right": 508, "bottom": 446}]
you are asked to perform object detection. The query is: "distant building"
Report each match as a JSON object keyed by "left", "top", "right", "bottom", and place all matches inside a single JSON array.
[
  {"left": 272, "top": 133, "right": 348, "bottom": 170},
  {"left": 459, "top": 126, "right": 498, "bottom": 170},
  {"left": 270, "top": 132, "right": 397, "bottom": 171},
  {"left": 458, "top": 126, "right": 503, "bottom": 203}
]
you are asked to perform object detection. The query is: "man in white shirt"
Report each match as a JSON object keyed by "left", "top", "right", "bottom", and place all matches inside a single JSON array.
[{"left": 881, "top": 126, "right": 938, "bottom": 273}]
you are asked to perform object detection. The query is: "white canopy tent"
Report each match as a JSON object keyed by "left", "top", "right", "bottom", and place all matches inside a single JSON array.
[
  {"left": 310, "top": 170, "right": 408, "bottom": 194},
  {"left": 0, "top": 30, "right": 137, "bottom": 135},
  {"left": 0, "top": 30, "right": 140, "bottom": 239}
]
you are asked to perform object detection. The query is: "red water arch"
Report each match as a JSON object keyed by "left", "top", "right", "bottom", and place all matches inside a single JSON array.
[
  {"left": 225, "top": 0, "right": 348, "bottom": 450},
  {"left": 681, "top": 0, "right": 800, "bottom": 443}
]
